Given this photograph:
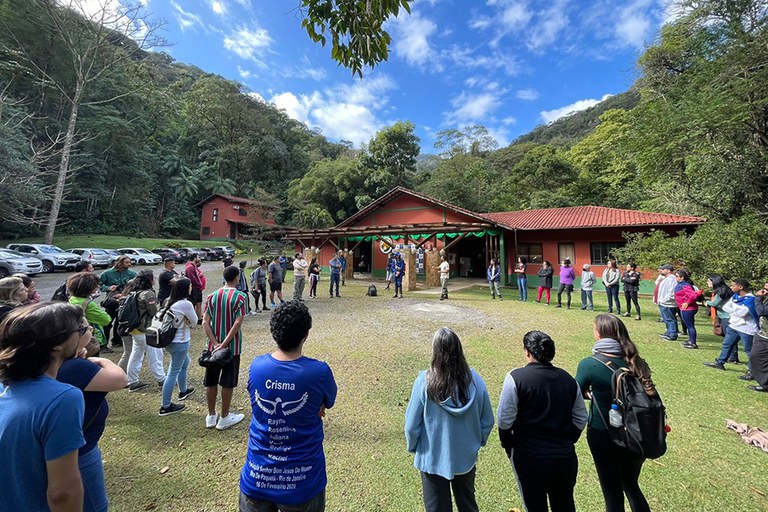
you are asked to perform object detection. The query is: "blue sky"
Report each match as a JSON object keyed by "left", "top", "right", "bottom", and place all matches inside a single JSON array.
[{"left": 135, "top": 0, "right": 677, "bottom": 150}]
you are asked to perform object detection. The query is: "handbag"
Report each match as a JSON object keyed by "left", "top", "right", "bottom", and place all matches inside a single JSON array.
[
  {"left": 198, "top": 348, "right": 233, "bottom": 368},
  {"left": 713, "top": 316, "right": 724, "bottom": 337}
]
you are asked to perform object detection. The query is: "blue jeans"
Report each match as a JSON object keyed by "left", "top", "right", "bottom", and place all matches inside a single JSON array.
[
  {"left": 719, "top": 317, "right": 739, "bottom": 361},
  {"left": 162, "top": 341, "right": 190, "bottom": 408},
  {"left": 80, "top": 446, "right": 108, "bottom": 512},
  {"left": 581, "top": 289, "right": 593, "bottom": 310},
  {"left": 718, "top": 326, "right": 754, "bottom": 369},
  {"left": 329, "top": 274, "right": 340, "bottom": 296},
  {"left": 680, "top": 309, "right": 697, "bottom": 344},
  {"left": 517, "top": 277, "right": 528, "bottom": 301},
  {"left": 659, "top": 306, "right": 678, "bottom": 339},
  {"left": 606, "top": 284, "right": 621, "bottom": 313}
]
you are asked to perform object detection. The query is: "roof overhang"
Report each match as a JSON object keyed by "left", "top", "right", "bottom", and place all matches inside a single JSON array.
[{"left": 283, "top": 221, "right": 496, "bottom": 241}]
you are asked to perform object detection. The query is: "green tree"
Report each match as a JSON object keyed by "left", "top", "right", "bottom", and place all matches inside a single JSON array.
[
  {"left": 434, "top": 125, "right": 498, "bottom": 158},
  {"left": 417, "top": 154, "right": 494, "bottom": 212},
  {"left": 361, "top": 121, "right": 420, "bottom": 197},
  {"left": 287, "top": 156, "right": 366, "bottom": 223},
  {"left": 291, "top": 204, "right": 335, "bottom": 229}
]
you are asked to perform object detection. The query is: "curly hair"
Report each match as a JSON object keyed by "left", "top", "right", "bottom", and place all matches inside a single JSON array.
[
  {"left": 67, "top": 272, "right": 100, "bottom": 298},
  {"left": 0, "top": 302, "right": 83, "bottom": 382},
  {"left": 523, "top": 330, "right": 556, "bottom": 364},
  {"left": 133, "top": 269, "right": 154, "bottom": 291},
  {"left": 270, "top": 300, "right": 312, "bottom": 352}
]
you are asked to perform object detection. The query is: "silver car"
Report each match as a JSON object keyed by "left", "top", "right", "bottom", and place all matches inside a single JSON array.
[
  {"left": 6, "top": 243, "right": 82, "bottom": 273},
  {"left": 69, "top": 248, "right": 112, "bottom": 269},
  {"left": 117, "top": 248, "right": 162, "bottom": 265},
  {"left": 0, "top": 249, "right": 44, "bottom": 278}
]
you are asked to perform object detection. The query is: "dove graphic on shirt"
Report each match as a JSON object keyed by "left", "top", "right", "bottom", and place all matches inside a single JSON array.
[{"left": 254, "top": 388, "right": 309, "bottom": 416}]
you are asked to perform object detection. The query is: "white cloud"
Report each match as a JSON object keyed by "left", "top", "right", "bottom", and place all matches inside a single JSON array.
[
  {"left": 211, "top": 0, "right": 226, "bottom": 15},
  {"left": 269, "top": 75, "right": 397, "bottom": 145},
  {"left": 171, "top": 1, "right": 204, "bottom": 31},
  {"left": 391, "top": 11, "right": 440, "bottom": 70},
  {"left": 237, "top": 65, "right": 251, "bottom": 79},
  {"left": 61, "top": 0, "right": 150, "bottom": 37},
  {"left": 469, "top": 16, "right": 493, "bottom": 30},
  {"left": 540, "top": 93, "right": 612, "bottom": 124},
  {"left": 516, "top": 88, "right": 539, "bottom": 100},
  {"left": 247, "top": 91, "right": 264, "bottom": 102},
  {"left": 614, "top": 0, "right": 654, "bottom": 48},
  {"left": 223, "top": 25, "right": 273, "bottom": 66},
  {"left": 487, "top": 125, "right": 511, "bottom": 147},
  {"left": 527, "top": 0, "right": 569, "bottom": 51},
  {"left": 501, "top": 2, "right": 533, "bottom": 29},
  {"left": 501, "top": 116, "right": 517, "bottom": 125},
  {"left": 446, "top": 46, "right": 520, "bottom": 75},
  {"left": 444, "top": 91, "right": 502, "bottom": 126},
  {"left": 281, "top": 57, "right": 327, "bottom": 81}
]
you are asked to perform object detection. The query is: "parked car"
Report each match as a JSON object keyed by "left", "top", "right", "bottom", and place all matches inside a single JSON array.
[
  {"left": 213, "top": 245, "right": 236, "bottom": 258},
  {"left": 104, "top": 249, "right": 124, "bottom": 266},
  {"left": 68, "top": 248, "right": 112, "bottom": 268},
  {"left": 6, "top": 243, "right": 82, "bottom": 273},
  {"left": 200, "top": 247, "right": 225, "bottom": 260},
  {"left": 152, "top": 248, "right": 184, "bottom": 262},
  {"left": 117, "top": 248, "right": 162, "bottom": 265},
  {"left": 0, "top": 249, "right": 44, "bottom": 278},
  {"left": 183, "top": 247, "right": 208, "bottom": 261}
]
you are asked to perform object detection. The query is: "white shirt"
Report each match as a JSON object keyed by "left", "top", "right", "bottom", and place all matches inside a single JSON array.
[
  {"left": 293, "top": 258, "right": 309, "bottom": 277},
  {"left": 169, "top": 299, "right": 197, "bottom": 343},
  {"left": 439, "top": 261, "right": 450, "bottom": 278}
]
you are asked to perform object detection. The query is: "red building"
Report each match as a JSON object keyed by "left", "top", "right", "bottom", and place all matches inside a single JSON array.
[
  {"left": 284, "top": 187, "right": 704, "bottom": 293},
  {"left": 198, "top": 194, "right": 276, "bottom": 240}
]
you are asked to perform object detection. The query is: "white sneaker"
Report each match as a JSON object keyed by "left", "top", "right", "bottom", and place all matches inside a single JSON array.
[
  {"left": 216, "top": 412, "right": 245, "bottom": 430},
  {"left": 205, "top": 414, "right": 219, "bottom": 429}
]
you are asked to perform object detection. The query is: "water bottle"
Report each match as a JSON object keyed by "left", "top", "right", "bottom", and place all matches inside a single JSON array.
[{"left": 609, "top": 403, "right": 623, "bottom": 427}]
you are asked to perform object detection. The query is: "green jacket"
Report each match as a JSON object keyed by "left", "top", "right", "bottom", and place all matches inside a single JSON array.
[
  {"left": 69, "top": 296, "right": 112, "bottom": 346},
  {"left": 99, "top": 268, "right": 137, "bottom": 292}
]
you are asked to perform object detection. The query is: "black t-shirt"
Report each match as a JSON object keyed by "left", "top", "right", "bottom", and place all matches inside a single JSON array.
[{"left": 158, "top": 269, "right": 178, "bottom": 303}]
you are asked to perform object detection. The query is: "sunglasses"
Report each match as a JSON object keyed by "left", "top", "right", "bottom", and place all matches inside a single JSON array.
[{"left": 75, "top": 324, "right": 92, "bottom": 336}]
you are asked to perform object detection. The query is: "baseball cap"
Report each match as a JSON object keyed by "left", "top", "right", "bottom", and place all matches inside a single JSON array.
[{"left": 658, "top": 264, "right": 674, "bottom": 271}]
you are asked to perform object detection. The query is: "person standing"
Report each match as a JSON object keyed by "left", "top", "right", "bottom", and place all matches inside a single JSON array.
[
  {"left": 704, "top": 278, "right": 758, "bottom": 377},
  {"left": 251, "top": 259, "right": 269, "bottom": 311},
  {"left": 185, "top": 256, "right": 204, "bottom": 322},
  {"left": 308, "top": 257, "right": 321, "bottom": 299},
  {"left": 126, "top": 270, "right": 166, "bottom": 392},
  {"left": 656, "top": 265, "right": 679, "bottom": 341},
  {"left": 405, "top": 327, "right": 494, "bottom": 512},
  {"left": 339, "top": 250, "right": 347, "bottom": 286},
  {"left": 580, "top": 264, "right": 596, "bottom": 311},
  {"left": 267, "top": 256, "right": 284, "bottom": 308},
  {"left": 279, "top": 255, "right": 289, "bottom": 283},
  {"left": 497, "top": 331, "right": 588, "bottom": 512},
  {"left": 329, "top": 253, "right": 342, "bottom": 298},
  {"left": 673, "top": 270, "right": 703, "bottom": 349},
  {"left": 556, "top": 259, "right": 576, "bottom": 309},
  {"left": 536, "top": 261, "right": 553, "bottom": 305},
  {"left": 99, "top": 255, "right": 137, "bottom": 347},
  {"left": 203, "top": 265, "right": 247, "bottom": 430},
  {"left": 575, "top": 314, "right": 655, "bottom": 512},
  {"left": 621, "top": 263, "right": 642, "bottom": 320},
  {"left": 515, "top": 257, "right": 528, "bottom": 302},
  {"left": 68, "top": 273, "right": 113, "bottom": 354},
  {"left": 705, "top": 275, "right": 738, "bottom": 363},
  {"left": 238, "top": 301, "right": 337, "bottom": 512},
  {"left": 293, "top": 252, "right": 309, "bottom": 301},
  {"left": 0, "top": 276, "right": 27, "bottom": 323},
  {"left": 488, "top": 258, "right": 502, "bottom": 300},
  {"left": 158, "top": 277, "right": 198, "bottom": 417},
  {"left": 438, "top": 255, "right": 450, "bottom": 301},
  {"left": 157, "top": 257, "right": 178, "bottom": 304},
  {"left": 236, "top": 261, "right": 251, "bottom": 314},
  {"left": 393, "top": 252, "right": 406, "bottom": 298},
  {"left": 386, "top": 253, "right": 395, "bottom": 290},
  {"left": 0, "top": 302, "right": 88, "bottom": 511},
  {"left": 58, "top": 330, "right": 127, "bottom": 512},
  {"left": 749, "top": 282, "right": 768, "bottom": 392},
  {"left": 601, "top": 260, "right": 621, "bottom": 315}
]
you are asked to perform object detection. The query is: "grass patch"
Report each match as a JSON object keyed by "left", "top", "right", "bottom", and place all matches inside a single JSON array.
[{"left": 100, "top": 279, "right": 768, "bottom": 511}]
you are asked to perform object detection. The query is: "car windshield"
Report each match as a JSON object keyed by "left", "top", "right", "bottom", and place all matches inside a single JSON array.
[
  {"left": 136, "top": 249, "right": 153, "bottom": 254},
  {"left": 0, "top": 250, "right": 22, "bottom": 259},
  {"left": 92, "top": 249, "right": 108, "bottom": 255},
  {"left": 39, "top": 245, "right": 65, "bottom": 254}
]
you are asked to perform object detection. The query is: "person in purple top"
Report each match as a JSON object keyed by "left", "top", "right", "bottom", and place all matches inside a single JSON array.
[{"left": 557, "top": 259, "right": 576, "bottom": 309}]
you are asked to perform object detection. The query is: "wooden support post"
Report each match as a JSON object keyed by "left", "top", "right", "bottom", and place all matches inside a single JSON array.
[{"left": 442, "top": 233, "right": 467, "bottom": 252}]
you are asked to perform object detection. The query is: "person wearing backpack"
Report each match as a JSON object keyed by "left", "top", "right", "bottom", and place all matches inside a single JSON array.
[
  {"left": 125, "top": 270, "right": 166, "bottom": 393},
  {"left": 158, "top": 277, "right": 198, "bottom": 416},
  {"left": 99, "top": 255, "right": 137, "bottom": 348},
  {"left": 67, "top": 273, "right": 113, "bottom": 354},
  {"left": 575, "top": 314, "right": 657, "bottom": 512}
]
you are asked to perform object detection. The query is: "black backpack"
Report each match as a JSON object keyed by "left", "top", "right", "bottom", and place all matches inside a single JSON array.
[
  {"left": 366, "top": 284, "right": 377, "bottom": 297},
  {"left": 116, "top": 292, "right": 142, "bottom": 336},
  {"left": 51, "top": 282, "right": 68, "bottom": 301},
  {"left": 591, "top": 354, "right": 668, "bottom": 459}
]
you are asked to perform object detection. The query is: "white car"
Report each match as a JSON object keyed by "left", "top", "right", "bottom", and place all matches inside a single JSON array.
[
  {"left": 117, "top": 248, "right": 162, "bottom": 265},
  {"left": 6, "top": 243, "right": 82, "bottom": 273},
  {"left": 68, "top": 248, "right": 112, "bottom": 268},
  {"left": 0, "top": 249, "right": 44, "bottom": 278}
]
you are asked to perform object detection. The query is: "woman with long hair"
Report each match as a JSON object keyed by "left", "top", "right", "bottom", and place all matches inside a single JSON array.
[
  {"left": 308, "top": 257, "right": 321, "bottom": 298},
  {"left": 497, "top": 331, "right": 587, "bottom": 511},
  {"left": 706, "top": 275, "right": 738, "bottom": 362},
  {"left": 674, "top": 269, "right": 703, "bottom": 349},
  {"left": 621, "top": 263, "right": 642, "bottom": 321},
  {"left": 557, "top": 259, "right": 576, "bottom": 309},
  {"left": 159, "top": 277, "right": 197, "bottom": 416},
  {"left": 0, "top": 276, "right": 27, "bottom": 322},
  {"left": 602, "top": 259, "right": 622, "bottom": 314},
  {"left": 67, "top": 272, "right": 113, "bottom": 354},
  {"left": 515, "top": 256, "right": 528, "bottom": 301},
  {"left": 405, "top": 327, "right": 494, "bottom": 512},
  {"left": 536, "top": 260, "right": 553, "bottom": 305},
  {"left": 576, "top": 314, "right": 654, "bottom": 512},
  {"left": 14, "top": 274, "right": 41, "bottom": 305},
  {"left": 125, "top": 269, "right": 165, "bottom": 392}
]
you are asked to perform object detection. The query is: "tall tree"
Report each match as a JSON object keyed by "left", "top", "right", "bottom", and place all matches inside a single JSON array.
[{"left": 361, "top": 121, "right": 420, "bottom": 198}]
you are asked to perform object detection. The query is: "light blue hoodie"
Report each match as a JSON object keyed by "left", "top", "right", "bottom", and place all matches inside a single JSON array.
[{"left": 404, "top": 369, "right": 494, "bottom": 479}]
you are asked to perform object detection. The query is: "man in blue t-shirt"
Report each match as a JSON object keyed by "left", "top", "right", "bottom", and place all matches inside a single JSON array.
[
  {"left": 239, "top": 300, "right": 337, "bottom": 512},
  {"left": 0, "top": 302, "right": 89, "bottom": 512}
]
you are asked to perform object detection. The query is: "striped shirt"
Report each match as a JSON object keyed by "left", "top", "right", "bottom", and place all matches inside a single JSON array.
[{"left": 204, "top": 287, "right": 247, "bottom": 356}]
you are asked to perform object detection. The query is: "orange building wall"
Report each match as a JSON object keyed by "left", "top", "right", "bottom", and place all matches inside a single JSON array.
[{"left": 200, "top": 197, "right": 275, "bottom": 240}]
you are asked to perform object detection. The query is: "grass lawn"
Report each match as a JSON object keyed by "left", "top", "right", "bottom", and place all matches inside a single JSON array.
[{"left": 100, "top": 278, "right": 768, "bottom": 511}]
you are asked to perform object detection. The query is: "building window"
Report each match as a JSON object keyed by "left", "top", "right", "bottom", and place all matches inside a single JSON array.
[
  {"left": 202, "top": 227, "right": 211, "bottom": 235},
  {"left": 558, "top": 243, "right": 576, "bottom": 264},
  {"left": 516, "top": 243, "right": 543, "bottom": 264},
  {"left": 238, "top": 207, "right": 247, "bottom": 217},
  {"left": 212, "top": 208, "right": 218, "bottom": 222},
  {"left": 590, "top": 242, "right": 625, "bottom": 265}
]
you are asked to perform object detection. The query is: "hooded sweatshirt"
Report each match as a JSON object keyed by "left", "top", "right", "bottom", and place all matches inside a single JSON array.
[{"left": 405, "top": 369, "right": 494, "bottom": 479}]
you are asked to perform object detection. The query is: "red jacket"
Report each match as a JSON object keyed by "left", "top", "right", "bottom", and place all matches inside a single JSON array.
[
  {"left": 185, "top": 261, "right": 203, "bottom": 290},
  {"left": 675, "top": 283, "right": 701, "bottom": 311}
]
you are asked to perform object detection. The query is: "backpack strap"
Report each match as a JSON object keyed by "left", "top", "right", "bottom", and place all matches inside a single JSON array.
[
  {"left": 589, "top": 354, "right": 619, "bottom": 428},
  {"left": 81, "top": 298, "right": 92, "bottom": 313}
]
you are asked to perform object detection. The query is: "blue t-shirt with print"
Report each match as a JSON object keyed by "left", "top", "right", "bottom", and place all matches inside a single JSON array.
[
  {"left": 240, "top": 354, "right": 337, "bottom": 505},
  {"left": 57, "top": 358, "right": 107, "bottom": 455},
  {"left": 0, "top": 376, "right": 85, "bottom": 511}
]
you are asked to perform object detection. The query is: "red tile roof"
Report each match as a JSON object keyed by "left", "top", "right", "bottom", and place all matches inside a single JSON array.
[
  {"left": 196, "top": 193, "right": 272, "bottom": 207},
  {"left": 483, "top": 206, "right": 705, "bottom": 231}
]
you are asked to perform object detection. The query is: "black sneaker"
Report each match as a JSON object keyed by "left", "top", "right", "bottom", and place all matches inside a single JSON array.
[
  {"left": 158, "top": 403, "right": 186, "bottom": 416},
  {"left": 682, "top": 342, "right": 698, "bottom": 349},
  {"left": 703, "top": 361, "right": 725, "bottom": 371},
  {"left": 738, "top": 371, "right": 755, "bottom": 381},
  {"left": 178, "top": 388, "right": 196, "bottom": 401},
  {"left": 158, "top": 379, "right": 165, "bottom": 388},
  {"left": 128, "top": 381, "right": 149, "bottom": 392},
  {"left": 100, "top": 346, "right": 114, "bottom": 354},
  {"left": 749, "top": 385, "right": 768, "bottom": 392}
]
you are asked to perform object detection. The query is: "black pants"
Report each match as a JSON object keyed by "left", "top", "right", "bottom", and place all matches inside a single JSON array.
[
  {"left": 420, "top": 467, "right": 478, "bottom": 512},
  {"left": 252, "top": 284, "right": 267, "bottom": 309},
  {"left": 587, "top": 428, "right": 650, "bottom": 512},
  {"left": 751, "top": 334, "right": 768, "bottom": 387},
  {"left": 624, "top": 290, "right": 641, "bottom": 317},
  {"left": 512, "top": 452, "right": 577, "bottom": 512},
  {"left": 557, "top": 284, "right": 573, "bottom": 307}
]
